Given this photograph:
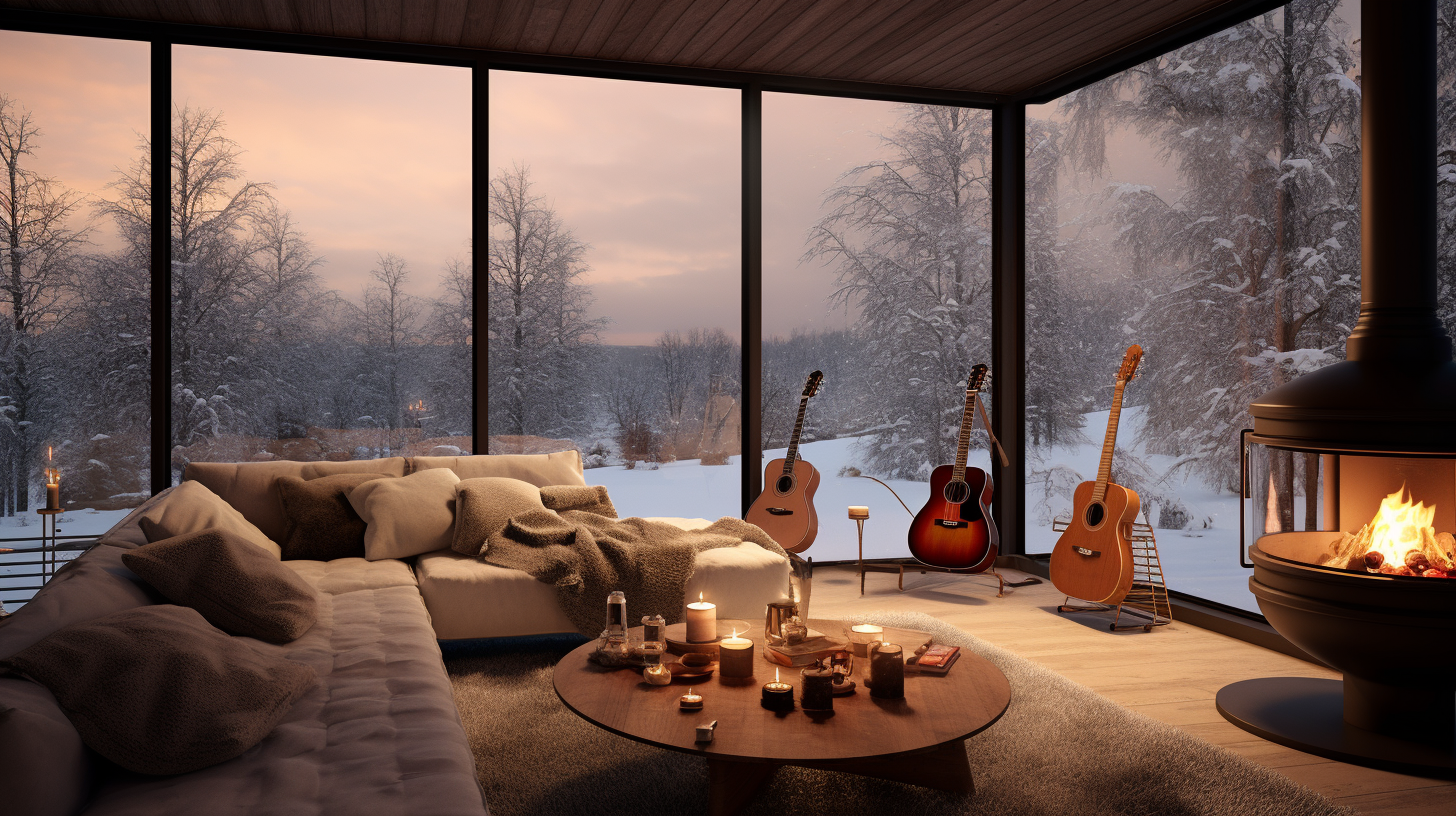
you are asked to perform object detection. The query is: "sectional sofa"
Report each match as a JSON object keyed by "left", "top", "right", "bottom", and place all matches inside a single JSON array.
[{"left": 0, "top": 451, "right": 792, "bottom": 816}]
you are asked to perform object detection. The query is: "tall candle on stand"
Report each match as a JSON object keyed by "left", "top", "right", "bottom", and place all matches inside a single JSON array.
[
  {"left": 44, "top": 446, "right": 59, "bottom": 511},
  {"left": 685, "top": 592, "right": 717, "bottom": 642},
  {"left": 718, "top": 630, "right": 754, "bottom": 678}
]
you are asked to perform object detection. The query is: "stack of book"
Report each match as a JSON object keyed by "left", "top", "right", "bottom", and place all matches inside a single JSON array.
[{"left": 910, "top": 644, "right": 960, "bottom": 674}]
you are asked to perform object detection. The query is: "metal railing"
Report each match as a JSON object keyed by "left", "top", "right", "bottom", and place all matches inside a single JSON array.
[{"left": 0, "top": 534, "right": 101, "bottom": 611}]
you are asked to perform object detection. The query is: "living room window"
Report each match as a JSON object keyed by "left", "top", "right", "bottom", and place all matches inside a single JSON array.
[
  {"left": 0, "top": 30, "right": 149, "bottom": 601},
  {"left": 169, "top": 46, "right": 473, "bottom": 482},
  {"left": 761, "top": 93, "right": 994, "bottom": 563},
  {"left": 487, "top": 70, "right": 742, "bottom": 520},
  {"left": 1021, "top": 0, "right": 1364, "bottom": 613}
]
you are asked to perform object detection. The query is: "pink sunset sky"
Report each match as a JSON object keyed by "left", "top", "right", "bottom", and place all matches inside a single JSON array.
[{"left": 0, "top": 1, "right": 1357, "bottom": 346}]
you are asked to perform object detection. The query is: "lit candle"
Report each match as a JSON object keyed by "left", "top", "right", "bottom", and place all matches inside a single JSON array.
[
  {"left": 869, "top": 642, "right": 905, "bottom": 699},
  {"left": 685, "top": 592, "right": 717, "bottom": 643},
  {"left": 679, "top": 688, "right": 704, "bottom": 710},
  {"left": 848, "top": 624, "right": 883, "bottom": 657},
  {"left": 848, "top": 506, "right": 869, "bottom": 520},
  {"left": 800, "top": 661, "right": 834, "bottom": 712},
  {"left": 718, "top": 629, "right": 754, "bottom": 679},
  {"left": 44, "top": 446, "right": 59, "bottom": 511},
  {"left": 761, "top": 667, "right": 794, "bottom": 711}
]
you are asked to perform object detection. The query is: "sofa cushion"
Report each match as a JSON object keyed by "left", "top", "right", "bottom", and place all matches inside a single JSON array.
[
  {"left": 184, "top": 458, "right": 408, "bottom": 544},
  {"left": 138, "top": 480, "right": 280, "bottom": 558},
  {"left": 0, "top": 605, "right": 316, "bottom": 776},
  {"left": 122, "top": 528, "right": 320, "bottom": 644},
  {"left": 276, "top": 473, "right": 390, "bottom": 561},
  {"left": 349, "top": 467, "right": 461, "bottom": 561},
  {"left": 0, "top": 544, "right": 162, "bottom": 661},
  {"left": 450, "top": 477, "right": 548, "bottom": 557},
  {"left": 281, "top": 557, "right": 418, "bottom": 595},
  {"left": 0, "top": 677, "right": 93, "bottom": 816},
  {"left": 411, "top": 450, "right": 585, "bottom": 486}
]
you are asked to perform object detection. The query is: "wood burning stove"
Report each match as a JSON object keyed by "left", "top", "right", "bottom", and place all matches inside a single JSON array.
[{"left": 1216, "top": 0, "right": 1456, "bottom": 777}]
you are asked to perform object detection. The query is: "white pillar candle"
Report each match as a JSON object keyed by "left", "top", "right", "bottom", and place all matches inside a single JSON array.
[
  {"left": 848, "top": 624, "right": 883, "bottom": 657},
  {"left": 718, "top": 632, "right": 754, "bottom": 679},
  {"left": 685, "top": 592, "right": 717, "bottom": 642}
]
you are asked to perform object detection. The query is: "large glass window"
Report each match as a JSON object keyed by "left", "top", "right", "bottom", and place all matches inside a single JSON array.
[
  {"left": 0, "top": 30, "right": 150, "bottom": 606},
  {"left": 1023, "top": 0, "right": 1363, "bottom": 611},
  {"left": 763, "top": 94, "right": 994, "bottom": 562},
  {"left": 170, "top": 47, "right": 472, "bottom": 480},
  {"left": 488, "top": 71, "right": 741, "bottom": 519}
]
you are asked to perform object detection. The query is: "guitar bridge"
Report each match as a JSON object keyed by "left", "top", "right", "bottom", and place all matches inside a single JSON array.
[
  {"left": 1074, "top": 546, "right": 1100, "bottom": 558},
  {"left": 766, "top": 508, "right": 793, "bottom": 516},
  {"left": 936, "top": 519, "right": 968, "bottom": 529}
]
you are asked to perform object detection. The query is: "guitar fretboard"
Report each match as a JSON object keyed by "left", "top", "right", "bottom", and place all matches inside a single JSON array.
[
  {"left": 782, "top": 395, "right": 811, "bottom": 475},
  {"left": 951, "top": 384, "right": 981, "bottom": 482},
  {"left": 1093, "top": 381, "right": 1127, "bottom": 503}
]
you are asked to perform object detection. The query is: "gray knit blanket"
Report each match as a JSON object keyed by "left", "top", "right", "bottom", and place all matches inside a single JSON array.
[{"left": 461, "top": 484, "right": 787, "bottom": 637}]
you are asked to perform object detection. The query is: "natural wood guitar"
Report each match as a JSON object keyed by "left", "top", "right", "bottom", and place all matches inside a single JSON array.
[
  {"left": 907, "top": 364, "right": 998, "bottom": 572},
  {"left": 746, "top": 371, "right": 824, "bottom": 553},
  {"left": 1050, "top": 344, "right": 1144, "bottom": 605}
]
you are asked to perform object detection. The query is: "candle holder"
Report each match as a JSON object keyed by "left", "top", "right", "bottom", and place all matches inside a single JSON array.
[
  {"left": 718, "top": 630, "right": 755, "bottom": 679},
  {"left": 869, "top": 642, "right": 905, "bottom": 699},
  {"left": 761, "top": 668, "right": 794, "bottom": 711},
  {"left": 800, "top": 660, "right": 834, "bottom": 713},
  {"left": 679, "top": 688, "right": 703, "bottom": 710},
  {"left": 848, "top": 624, "right": 883, "bottom": 657}
]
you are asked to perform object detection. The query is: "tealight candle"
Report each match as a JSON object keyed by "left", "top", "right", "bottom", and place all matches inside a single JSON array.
[
  {"left": 718, "top": 630, "right": 754, "bottom": 679},
  {"left": 679, "top": 688, "right": 704, "bottom": 710},
  {"left": 848, "top": 624, "right": 883, "bottom": 657},
  {"left": 685, "top": 592, "right": 717, "bottom": 643},
  {"left": 761, "top": 667, "right": 794, "bottom": 711}
]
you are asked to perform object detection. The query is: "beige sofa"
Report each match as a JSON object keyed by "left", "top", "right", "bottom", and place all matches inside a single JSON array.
[{"left": 180, "top": 451, "right": 792, "bottom": 639}]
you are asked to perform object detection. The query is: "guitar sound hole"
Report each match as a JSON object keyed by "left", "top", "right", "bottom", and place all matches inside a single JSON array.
[
  {"left": 943, "top": 480, "right": 971, "bottom": 505},
  {"left": 1084, "top": 502, "right": 1106, "bottom": 528},
  {"left": 775, "top": 475, "right": 796, "bottom": 494}
]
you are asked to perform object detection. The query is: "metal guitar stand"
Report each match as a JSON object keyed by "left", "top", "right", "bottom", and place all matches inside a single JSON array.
[{"left": 1052, "top": 517, "right": 1172, "bottom": 631}]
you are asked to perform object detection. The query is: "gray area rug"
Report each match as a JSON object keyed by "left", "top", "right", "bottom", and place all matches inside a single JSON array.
[{"left": 445, "top": 611, "right": 1352, "bottom": 816}]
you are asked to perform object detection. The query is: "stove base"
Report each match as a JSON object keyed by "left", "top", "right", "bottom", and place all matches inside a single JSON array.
[{"left": 1217, "top": 677, "right": 1456, "bottom": 779}]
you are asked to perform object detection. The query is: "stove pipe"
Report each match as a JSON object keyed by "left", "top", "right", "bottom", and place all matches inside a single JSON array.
[{"left": 1249, "top": 0, "right": 1456, "bottom": 451}]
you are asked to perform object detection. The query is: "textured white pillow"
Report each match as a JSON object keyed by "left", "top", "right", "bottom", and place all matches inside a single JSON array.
[
  {"left": 140, "top": 481, "right": 281, "bottom": 559},
  {"left": 349, "top": 468, "right": 462, "bottom": 561}
]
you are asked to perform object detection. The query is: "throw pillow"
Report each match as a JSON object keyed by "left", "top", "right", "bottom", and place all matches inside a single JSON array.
[
  {"left": 451, "top": 477, "right": 548, "bottom": 557},
  {"left": 138, "top": 481, "right": 281, "bottom": 559},
  {"left": 411, "top": 450, "right": 586, "bottom": 486},
  {"left": 0, "top": 605, "right": 316, "bottom": 776},
  {"left": 0, "top": 677, "right": 93, "bottom": 816},
  {"left": 121, "top": 528, "right": 320, "bottom": 644},
  {"left": 276, "top": 473, "right": 391, "bottom": 561},
  {"left": 348, "top": 468, "right": 461, "bottom": 561}
]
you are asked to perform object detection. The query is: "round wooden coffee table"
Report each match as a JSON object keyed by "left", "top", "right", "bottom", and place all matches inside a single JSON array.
[{"left": 553, "top": 619, "right": 1010, "bottom": 816}]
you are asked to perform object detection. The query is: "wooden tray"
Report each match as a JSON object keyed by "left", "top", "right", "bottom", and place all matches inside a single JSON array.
[{"left": 664, "top": 619, "right": 752, "bottom": 656}]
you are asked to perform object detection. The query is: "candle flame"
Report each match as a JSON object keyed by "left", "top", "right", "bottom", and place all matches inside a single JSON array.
[
  {"left": 47, "top": 446, "right": 52, "bottom": 461},
  {"left": 730, "top": 628, "right": 739, "bottom": 638},
  {"left": 775, "top": 667, "right": 780, "bottom": 683},
  {"left": 698, "top": 591, "right": 704, "bottom": 602}
]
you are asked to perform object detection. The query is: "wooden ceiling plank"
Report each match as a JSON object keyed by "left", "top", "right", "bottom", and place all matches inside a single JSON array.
[
  {"left": 259, "top": 0, "right": 303, "bottom": 34},
  {"left": 430, "top": 0, "right": 469, "bottom": 46},
  {"left": 327, "top": 0, "right": 368, "bottom": 39},
  {"left": 711, "top": 0, "right": 832, "bottom": 71},
  {"left": 789, "top": 0, "right": 964, "bottom": 79},
  {"left": 945, "top": 0, "right": 1218, "bottom": 93},
  {"left": 616, "top": 0, "right": 704, "bottom": 62},
  {"left": 640, "top": 0, "right": 732, "bottom": 64},
  {"left": 398, "top": 0, "right": 438, "bottom": 43},
  {"left": 596, "top": 0, "right": 677, "bottom": 61},
  {"left": 569, "top": 0, "right": 636, "bottom": 56},
  {"left": 365, "top": 0, "right": 405, "bottom": 41},
  {"left": 518, "top": 0, "right": 570, "bottom": 52},
  {"left": 457, "top": 0, "right": 497, "bottom": 47},
  {"left": 684, "top": 0, "right": 798, "bottom": 68},
  {"left": 543, "top": 0, "right": 602, "bottom": 53},
  {"left": 730, "top": 0, "right": 858, "bottom": 69},
  {"left": 772, "top": 0, "right": 926, "bottom": 77},
  {"left": 287, "top": 0, "right": 334, "bottom": 36},
  {"left": 490, "top": 0, "right": 537, "bottom": 50},
  {"left": 855, "top": 0, "right": 1050, "bottom": 84}
]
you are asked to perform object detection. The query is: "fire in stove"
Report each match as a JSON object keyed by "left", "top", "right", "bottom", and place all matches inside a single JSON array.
[{"left": 1319, "top": 488, "right": 1456, "bottom": 577}]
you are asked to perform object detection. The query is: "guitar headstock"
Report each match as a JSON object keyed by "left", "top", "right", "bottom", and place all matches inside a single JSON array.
[
  {"left": 967, "top": 364, "right": 989, "bottom": 392},
  {"left": 803, "top": 370, "right": 824, "bottom": 398},
  {"left": 1117, "top": 344, "right": 1143, "bottom": 384}
]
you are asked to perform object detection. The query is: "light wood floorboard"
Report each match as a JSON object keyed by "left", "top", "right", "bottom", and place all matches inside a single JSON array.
[{"left": 811, "top": 564, "right": 1455, "bottom": 814}]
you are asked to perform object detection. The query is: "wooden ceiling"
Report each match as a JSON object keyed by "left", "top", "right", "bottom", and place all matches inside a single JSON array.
[{"left": 0, "top": 0, "right": 1271, "bottom": 100}]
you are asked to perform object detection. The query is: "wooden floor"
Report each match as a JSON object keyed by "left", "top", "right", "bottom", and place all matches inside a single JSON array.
[{"left": 811, "top": 564, "right": 1454, "bottom": 815}]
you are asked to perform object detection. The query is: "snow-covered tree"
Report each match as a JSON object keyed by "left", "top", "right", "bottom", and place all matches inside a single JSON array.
[
  {"left": 1063, "top": 0, "right": 1362, "bottom": 519},
  {"left": 806, "top": 105, "right": 994, "bottom": 478},
  {"left": 486, "top": 164, "right": 603, "bottom": 444}
]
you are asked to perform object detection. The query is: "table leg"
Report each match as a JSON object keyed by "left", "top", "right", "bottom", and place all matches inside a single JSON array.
[
  {"left": 796, "top": 739, "right": 974, "bottom": 794},
  {"left": 706, "top": 758, "right": 776, "bottom": 816}
]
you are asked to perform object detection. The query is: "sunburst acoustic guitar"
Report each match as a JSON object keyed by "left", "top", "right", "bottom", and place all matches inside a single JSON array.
[
  {"left": 906, "top": 364, "right": 999, "bottom": 572},
  {"left": 1050, "top": 344, "right": 1144, "bottom": 605},
  {"left": 745, "top": 370, "right": 824, "bottom": 553}
]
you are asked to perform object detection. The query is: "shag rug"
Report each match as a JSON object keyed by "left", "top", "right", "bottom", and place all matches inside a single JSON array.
[{"left": 444, "top": 612, "right": 1352, "bottom": 816}]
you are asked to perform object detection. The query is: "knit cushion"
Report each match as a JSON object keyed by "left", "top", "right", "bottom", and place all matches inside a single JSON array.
[
  {"left": 275, "top": 473, "right": 391, "bottom": 561},
  {"left": 0, "top": 605, "right": 315, "bottom": 775},
  {"left": 122, "top": 528, "right": 319, "bottom": 643},
  {"left": 451, "top": 477, "right": 548, "bottom": 557},
  {"left": 138, "top": 480, "right": 280, "bottom": 558}
]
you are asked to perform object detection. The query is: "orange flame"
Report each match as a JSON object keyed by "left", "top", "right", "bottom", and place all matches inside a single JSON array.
[{"left": 1367, "top": 487, "right": 1436, "bottom": 564}]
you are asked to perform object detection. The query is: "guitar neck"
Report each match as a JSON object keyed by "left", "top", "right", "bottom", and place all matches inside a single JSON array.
[
  {"left": 783, "top": 395, "right": 811, "bottom": 473},
  {"left": 951, "top": 387, "right": 980, "bottom": 481},
  {"left": 1093, "top": 382, "right": 1127, "bottom": 502}
]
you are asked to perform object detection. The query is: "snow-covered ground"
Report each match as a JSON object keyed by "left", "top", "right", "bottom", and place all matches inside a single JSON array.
[
  {"left": 591, "top": 408, "right": 1259, "bottom": 613},
  {"left": 1, "top": 508, "right": 134, "bottom": 611}
]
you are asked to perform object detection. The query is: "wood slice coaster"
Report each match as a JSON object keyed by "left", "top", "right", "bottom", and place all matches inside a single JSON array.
[{"left": 664, "top": 619, "right": 752, "bottom": 656}]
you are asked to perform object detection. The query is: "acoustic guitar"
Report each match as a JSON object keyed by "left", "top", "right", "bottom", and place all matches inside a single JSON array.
[
  {"left": 907, "top": 364, "right": 998, "bottom": 572},
  {"left": 1050, "top": 344, "right": 1144, "bottom": 604},
  {"left": 745, "top": 371, "right": 824, "bottom": 553}
]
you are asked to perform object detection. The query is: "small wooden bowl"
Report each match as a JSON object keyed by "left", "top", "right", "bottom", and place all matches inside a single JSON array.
[{"left": 668, "top": 661, "right": 717, "bottom": 681}]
